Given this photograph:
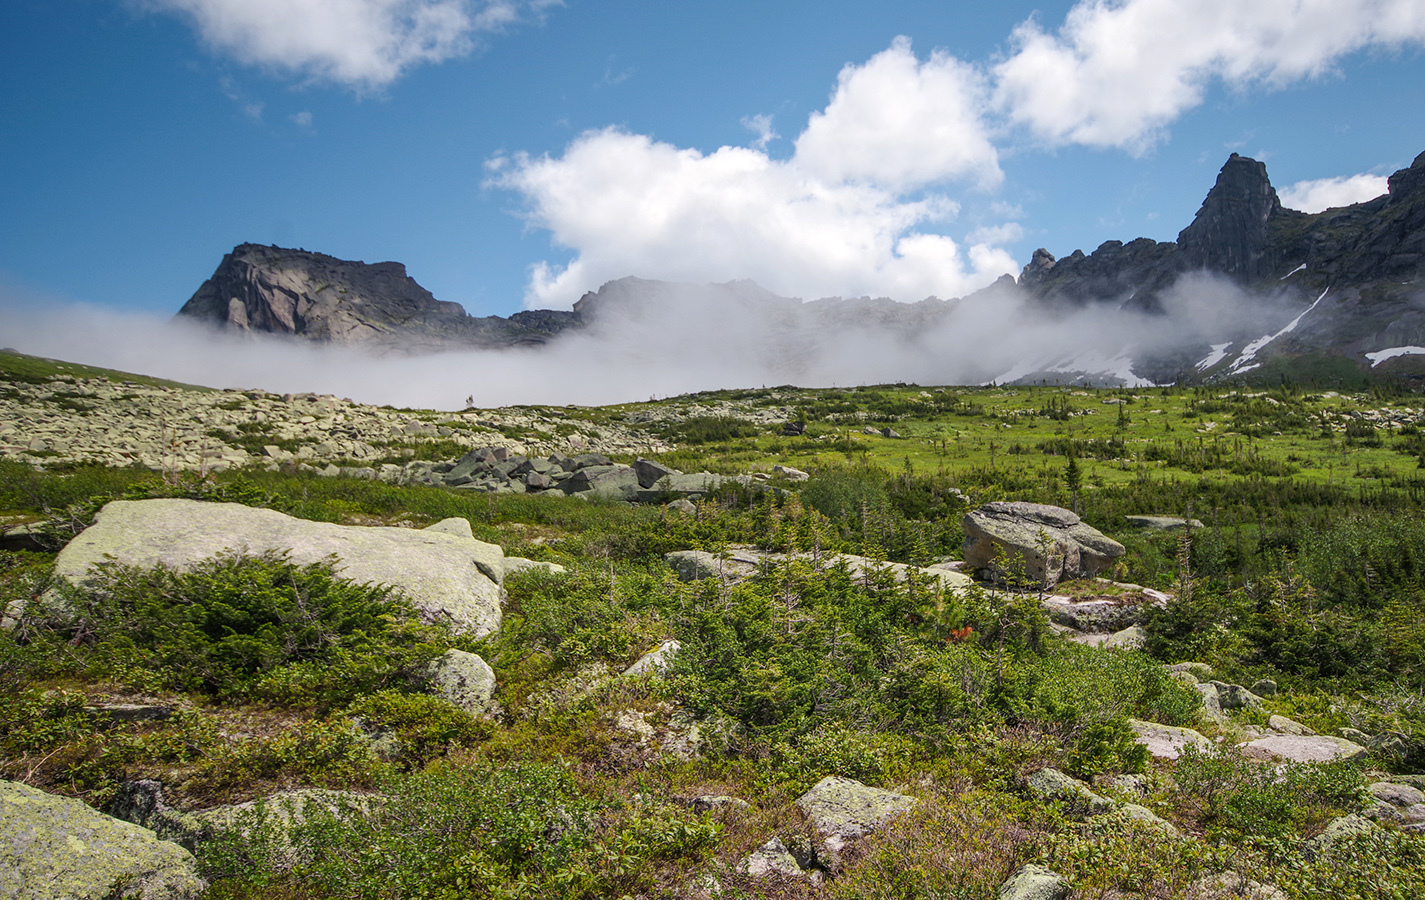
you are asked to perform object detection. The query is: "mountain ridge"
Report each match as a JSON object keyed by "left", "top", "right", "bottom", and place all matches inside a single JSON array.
[{"left": 174, "top": 149, "right": 1425, "bottom": 384}]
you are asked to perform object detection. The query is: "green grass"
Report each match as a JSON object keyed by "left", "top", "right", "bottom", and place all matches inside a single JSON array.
[
  {"left": 5, "top": 361, "right": 1425, "bottom": 899},
  {"left": 0, "top": 348, "right": 214, "bottom": 391}
]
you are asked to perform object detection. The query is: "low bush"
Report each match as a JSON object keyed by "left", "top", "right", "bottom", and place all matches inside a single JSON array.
[{"left": 47, "top": 553, "right": 448, "bottom": 704}]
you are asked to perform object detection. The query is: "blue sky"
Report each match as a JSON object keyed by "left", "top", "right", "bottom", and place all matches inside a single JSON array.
[{"left": 3, "top": 0, "right": 1425, "bottom": 320}]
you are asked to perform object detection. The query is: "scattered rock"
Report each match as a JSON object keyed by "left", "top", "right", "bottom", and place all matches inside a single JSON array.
[
  {"left": 1365, "top": 781, "right": 1425, "bottom": 824},
  {"left": 0, "top": 779, "right": 205, "bottom": 899},
  {"left": 771, "top": 464, "right": 810, "bottom": 481},
  {"left": 740, "top": 837, "right": 805, "bottom": 879},
  {"left": 997, "top": 863, "right": 1070, "bottom": 900},
  {"left": 1187, "top": 871, "right": 1287, "bottom": 900},
  {"left": 1249, "top": 678, "right": 1278, "bottom": 697},
  {"left": 425, "top": 649, "right": 498, "bottom": 715},
  {"left": 1023, "top": 768, "right": 1115, "bottom": 816},
  {"left": 1125, "top": 515, "right": 1204, "bottom": 531},
  {"left": 795, "top": 776, "right": 915, "bottom": 869},
  {"left": 503, "top": 557, "right": 567, "bottom": 577},
  {"left": 1211, "top": 682, "right": 1265, "bottom": 711},
  {"left": 1101, "top": 624, "right": 1147, "bottom": 649},
  {"left": 1167, "top": 662, "right": 1214, "bottom": 680},
  {"left": 1267, "top": 714, "right": 1313, "bottom": 736},
  {"left": 1302, "top": 814, "right": 1379, "bottom": 861},
  {"left": 1129, "top": 719, "right": 1212, "bottom": 760},
  {"left": 686, "top": 795, "right": 751, "bottom": 814},
  {"left": 623, "top": 639, "right": 682, "bottom": 677},
  {"left": 962, "top": 502, "right": 1125, "bottom": 588}
]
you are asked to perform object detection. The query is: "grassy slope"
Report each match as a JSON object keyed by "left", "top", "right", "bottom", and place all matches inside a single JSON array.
[{"left": 3, "top": 362, "right": 1425, "bottom": 899}]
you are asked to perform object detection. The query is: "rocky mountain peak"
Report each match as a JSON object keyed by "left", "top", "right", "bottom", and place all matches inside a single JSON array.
[
  {"left": 177, "top": 244, "right": 565, "bottom": 352},
  {"left": 1176, "top": 153, "right": 1282, "bottom": 282},
  {"left": 1386, "top": 149, "right": 1425, "bottom": 202}
]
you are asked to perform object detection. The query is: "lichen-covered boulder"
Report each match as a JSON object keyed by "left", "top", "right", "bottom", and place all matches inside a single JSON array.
[
  {"left": 1240, "top": 734, "right": 1367, "bottom": 763},
  {"left": 425, "top": 649, "right": 497, "bottom": 715},
  {"left": 1022, "top": 768, "right": 1115, "bottom": 816},
  {"left": 998, "top": 863, "right": 1070, "bottom": 900},
  {"left": 962, "top": 502, "right": 1125, "bottom": 587},
  {"left": 795, "top": 776, "right": 915, "bottom": 860},
  {"left": 42, "top": 499, "right": 505, "bottom": 637},
  {"left": 1129, "top": 719, "right": 1212, "bottom": 760},
  {"left": 0, "top": 780, "right": 205, "bottom": 899}
]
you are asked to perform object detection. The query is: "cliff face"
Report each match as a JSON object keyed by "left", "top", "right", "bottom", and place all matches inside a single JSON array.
[{"left": 177, "top": 244, "right": 568, "bottom": 352}]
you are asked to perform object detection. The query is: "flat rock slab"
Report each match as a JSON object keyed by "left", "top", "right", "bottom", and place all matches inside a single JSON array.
[
  {"left": 1240, "top": 734, "right": 1367, "bottom": 763},
  {"left": 0, "top": 779, "right": 205, "bottom": 899},
  {"left": 1129, "top": 719, "right": 1211, "bottom": 760},
  {"left": 47, "top": 500, "right": 505, "bottom": 637},
  {"left": 795, "top": 776, "right": 915, "bottom": 852}
]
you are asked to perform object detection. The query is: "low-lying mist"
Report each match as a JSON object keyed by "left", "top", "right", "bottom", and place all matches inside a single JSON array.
[{"left": 0, "top": 272, "right": 1305, "bottom": 409}]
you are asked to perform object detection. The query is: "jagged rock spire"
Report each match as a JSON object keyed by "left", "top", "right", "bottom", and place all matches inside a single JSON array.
[{"left": 1176, "top": 153, "right": 1282, "bottom": 282}]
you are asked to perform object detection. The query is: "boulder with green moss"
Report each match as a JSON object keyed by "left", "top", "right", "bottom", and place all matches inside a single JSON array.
[{"left": 0, "top": 779, "right": 205, "bottom": 899}]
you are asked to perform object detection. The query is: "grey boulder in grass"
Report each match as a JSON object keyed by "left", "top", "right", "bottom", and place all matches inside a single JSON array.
[
  {"left": 0, "top": 780, "right": 205, "bottom": 899},
  {"left": 42, "top": 499, "right": 505, "bottom": 637}
]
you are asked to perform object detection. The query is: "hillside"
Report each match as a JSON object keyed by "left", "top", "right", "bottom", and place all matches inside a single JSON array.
[{"left": 2, "top": 355, "right": 1425, "bottom": 899}]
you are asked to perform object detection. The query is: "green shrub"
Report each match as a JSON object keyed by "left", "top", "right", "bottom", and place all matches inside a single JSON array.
[
  {"left": 1170, "top": 744, "right": 1365, "bottom": 843},
  {"left": 344, "top": 691, "right": 489, "bottom": 764},
  {"left": 53, "top": 553, "right": 447, "bottom": 704}
]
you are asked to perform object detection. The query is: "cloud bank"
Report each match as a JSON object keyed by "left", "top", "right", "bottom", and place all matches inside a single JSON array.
[
  {"left": 492, "top": 0, "right": 1425, "bottom": 308},
  {"left": 1279, "top": 172, "right": 1390, "bottom": 212},
  {"left": 1, "top": 271, "right": 1300, "bottom": 409},
  {"left": 142, "top": 0, "right": 555, "bottom": 89}
]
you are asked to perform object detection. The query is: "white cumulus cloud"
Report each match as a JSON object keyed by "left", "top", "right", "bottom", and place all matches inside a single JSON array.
[
  {"left": 491, "top": 38, "right": 1018, "bottom": 309},
  {"left": 795, "top": 36, "right": 1002, "bottom": 191},
  {"left": 994, "top": 0, "right": 1425, "bottom": 149},
  {"left": 143, "top": 0, "right": 555, "bottom": 89},
  {"left": 1279, "top": 172, "right": 1389, "bottom": 212},
  {"left": 489, "top": 127, "right": 1018, "bottom": 309}
]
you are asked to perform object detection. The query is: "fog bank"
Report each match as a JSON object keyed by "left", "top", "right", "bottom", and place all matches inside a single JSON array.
[{"left": 0, "top": 273, "right": 1304, "bottom": 409}]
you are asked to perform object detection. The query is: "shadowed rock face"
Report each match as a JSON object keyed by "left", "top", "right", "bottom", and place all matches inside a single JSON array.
[
  {"left": 1177, "top": 153, "right": 1282, "bottom": 282},
  {"left": 177, "top": 243, "right": 576, "bottom": 352}
]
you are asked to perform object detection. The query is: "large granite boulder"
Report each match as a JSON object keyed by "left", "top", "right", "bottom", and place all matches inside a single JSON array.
[
  {"left": 962, "top": 502, "right": 1125, "bottom": 587},
  {"left": 41, "top": 500, "right": 504, "bottom": 637},
  {"left": 0, "top": 780, "right": 205, "bottom": 899}
]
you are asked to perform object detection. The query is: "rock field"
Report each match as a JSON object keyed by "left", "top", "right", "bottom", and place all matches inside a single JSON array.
[{"left": 0, "top": 373, "right": 669, "bottom": 473}]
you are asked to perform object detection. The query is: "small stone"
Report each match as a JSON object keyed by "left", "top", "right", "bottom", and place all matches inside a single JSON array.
[
  {"left": 997, "top": 863, "right": 1070, "bottom": 900},
  {"left": 1267, "top": 714, "right": 1313, "bottom": 736}
]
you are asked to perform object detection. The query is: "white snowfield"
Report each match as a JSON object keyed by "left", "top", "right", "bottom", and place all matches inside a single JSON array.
[{"left": 1365, "top": 346, "right": 1425, "bottom": 367}]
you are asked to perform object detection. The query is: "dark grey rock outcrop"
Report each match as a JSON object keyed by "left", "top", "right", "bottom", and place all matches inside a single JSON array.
[{"left": 177, "top": 243, "right": 571, "bottom": 352}]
